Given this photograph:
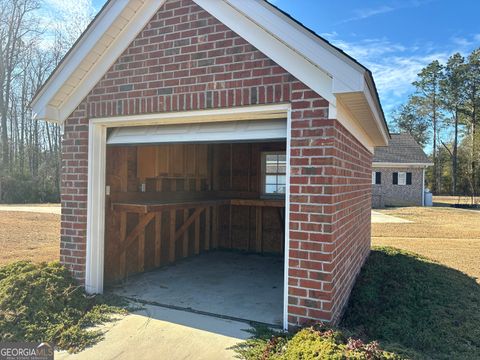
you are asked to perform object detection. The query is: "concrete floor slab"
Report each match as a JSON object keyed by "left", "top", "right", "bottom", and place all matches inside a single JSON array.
[
  {"left": 56, "top": 304, "right": 251, "bottom": 360},
  {"left": 112, "top": 251, "right": 284, "bottom": 326}
]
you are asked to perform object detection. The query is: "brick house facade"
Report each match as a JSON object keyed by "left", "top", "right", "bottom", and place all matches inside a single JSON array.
[
  {"left": 372, "top": 133, "right": 432, "bottom": 208},
  {"left": 32, "top": 0, "right": 388, "bottom": 329}
]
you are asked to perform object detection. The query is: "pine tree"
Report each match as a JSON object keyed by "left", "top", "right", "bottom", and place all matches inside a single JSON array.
[
  {"left": 440, "top": 53, "right": 467, "bottom": 195},
  {"left": 413, "top": 60, "right": 444, "bottom": 194}
]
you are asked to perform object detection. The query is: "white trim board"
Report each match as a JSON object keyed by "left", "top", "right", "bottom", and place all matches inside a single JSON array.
[
  {"left": 372, "top": 162, "right": 433, "bottom": 168},
  {"left": 31, "top": 0, "right": 389, "bottom": 147},
  {"left": 107, "top": 119, "right": 287, "bottom": 145},
  {"left": 85, "top": 104, "right": 291, "bottom": 331}
]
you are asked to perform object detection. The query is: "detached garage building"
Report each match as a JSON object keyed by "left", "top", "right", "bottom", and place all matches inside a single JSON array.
[{"left": 31, "top": 0, "right": 389, "bottom": 329}]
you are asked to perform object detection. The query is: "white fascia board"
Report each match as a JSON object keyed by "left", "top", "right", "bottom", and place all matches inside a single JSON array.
[
  {"left": 33, "top": 0, "right": 167, "bottom": 123},
  {"left": 372, "top": 162, "right": 434, "bottom": 168},
  {"left": 33, "top": 105, "right": 61, "bottom": 124},
  {"left": 362, "top": 76, "right": 389, "bottom": 145},
  {"left": 58, "top": 0, "right": 165, "bottom": 122},
  {"left": 196, "top": 0, "right": 335, "bottom": 104},
  {"left": 31, "top": 0, "right": 132, "bottom": 121},
  {"left": 220, "top": 0, "right": 388, "bottom": 146},
  {"left": 225, "top": 0, "right": 365, "bottom": 93}
]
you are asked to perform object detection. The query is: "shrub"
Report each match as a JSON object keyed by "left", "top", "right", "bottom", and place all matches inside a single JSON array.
[
  {"left": 233, "top": 325, "right": 404, "bottom": 360},
  {"left": 0, "top": 261, "right": 127, "bottom": 352}
]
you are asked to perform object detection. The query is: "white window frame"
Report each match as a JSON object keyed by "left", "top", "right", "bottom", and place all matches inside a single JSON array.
[
  {"left": 398, "top": 171, "right": 407, "bottom": 186},
  {"left": 261, "top": 151, "right": 287, "bottom": 198}
]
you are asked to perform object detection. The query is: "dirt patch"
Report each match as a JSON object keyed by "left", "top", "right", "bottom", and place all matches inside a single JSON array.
[
  {"left": 0, "top": 211, "right": 60, "bottom": 265},
  {"left": 372, "top": 206, "right": 480, "bottom": 282}
]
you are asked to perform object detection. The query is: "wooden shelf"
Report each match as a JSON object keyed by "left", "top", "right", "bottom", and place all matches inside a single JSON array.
[
  {"left": 112, "top": 199, "right": 228, "bottom": 214},
  {"left": 112, "top": 198, "right": 285, "bottom": 213}
]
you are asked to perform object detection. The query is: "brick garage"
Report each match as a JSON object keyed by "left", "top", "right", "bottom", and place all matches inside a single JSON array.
[{"left": 31, "top": 0, "right": 389, "bottom": 329}]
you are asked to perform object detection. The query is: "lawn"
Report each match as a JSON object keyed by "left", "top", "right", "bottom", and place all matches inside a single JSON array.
[
  {"left": 0, "top": 211, "right": 60, "bottom": 265},
  {"left": 2, "top": 204, "right": 480, "bottom": 358},
  {"left": 372, "top": 205, "right": 480, "bottom": 282}
]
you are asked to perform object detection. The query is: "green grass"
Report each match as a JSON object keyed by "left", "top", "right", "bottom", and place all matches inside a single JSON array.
[
  {"left": 341, "top": 247, "right": 480, "bottom": 359},
  {"left": 235, "top": 247, "right": 480, "bottom": 359},
  {"left": 0, "top": 261, "right": 128, "bottom": 353}
]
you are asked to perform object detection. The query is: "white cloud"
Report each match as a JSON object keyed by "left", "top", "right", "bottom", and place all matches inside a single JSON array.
[
  {"left": 323, "top": 34, "right": 478, "bottom": 117},
  {"left": 338, "top": 0, "right": 435, "bottom": 24}
]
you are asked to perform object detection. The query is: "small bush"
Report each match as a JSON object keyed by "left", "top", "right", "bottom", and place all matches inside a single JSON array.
[
  {"left": 233, "top": 325, "right": 404, "bottom": 360},
  {"left": 0, "top": 261, "right": 127, "bottom": 352}
]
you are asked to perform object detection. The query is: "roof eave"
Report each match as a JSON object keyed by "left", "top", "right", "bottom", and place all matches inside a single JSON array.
[{"left": 373, "top": 162, "right": 434, "bottom": 168}]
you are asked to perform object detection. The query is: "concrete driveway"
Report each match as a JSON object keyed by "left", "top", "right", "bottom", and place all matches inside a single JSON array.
[
  {"left": 56, "top": 304, "right": 251, "bottom": 360},
  {"left": 0, "top": 204, "right": 60, "bottom": 215},
  {"left": 371, "top": 210, "right": 412, "bottom": 223}
]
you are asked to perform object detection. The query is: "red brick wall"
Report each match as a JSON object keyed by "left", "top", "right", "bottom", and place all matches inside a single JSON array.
[
  {"left": 287, "top": 102, "right": 372, "bottom": 326},
  {"left": 60, "top": 0, "right": 372, "bottom": 327}
]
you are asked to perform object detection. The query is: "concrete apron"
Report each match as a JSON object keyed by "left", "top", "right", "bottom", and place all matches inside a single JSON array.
[
  {"left": 112, "top": 251, "right": 284, "bottom": 327},
  {"left": 56, "top": 304, "right": 251, "bottom": 360}
]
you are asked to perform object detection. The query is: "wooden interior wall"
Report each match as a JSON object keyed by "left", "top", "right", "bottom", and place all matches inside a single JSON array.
[
  {"left": 105, "top": 141, "right": 285, "bottom": 283},
  {"left": 213, "top": 142, "right": 286, "bottom": 254}
]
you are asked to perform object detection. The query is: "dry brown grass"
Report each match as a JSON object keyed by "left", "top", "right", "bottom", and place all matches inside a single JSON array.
[
  {"left": 372, "top": 206, "right": 480, "bottom": 282},
  {"left": 0, "top": 211, "right": 60, "bottom": 265},
  {"left": 433, "top": 195, "right": 479, "bottom": 206}
]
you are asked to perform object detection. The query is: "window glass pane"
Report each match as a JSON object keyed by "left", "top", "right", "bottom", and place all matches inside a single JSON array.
[
  {"left": 266, "top": 175, "right": 277, "bottom": 184},
  {"left": 398, "top": 172, "right": 406, "bottom": 185},
  {"left": 265, "top": 184, "right": 277, "bottom": 193},
  {"left": 263, "top": 152, "right": 286, "bottom": 195}
]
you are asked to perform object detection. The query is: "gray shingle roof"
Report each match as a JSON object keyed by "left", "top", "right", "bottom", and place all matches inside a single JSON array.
[{"left": 373, "top": 133, "right": 431, "bottom": 164}]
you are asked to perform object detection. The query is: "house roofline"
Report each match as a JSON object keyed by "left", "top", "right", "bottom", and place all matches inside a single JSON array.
[{"left": 373, "top": 162, "right": 434, "bottom": 168}]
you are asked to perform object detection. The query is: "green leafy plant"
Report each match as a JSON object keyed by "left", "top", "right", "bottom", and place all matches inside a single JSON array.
[
  {"left": 233, "top": 325, "right": 403, "bottom": 360},
  {"left": 0, "top": 261, "right": 128, "bottom": 352}
]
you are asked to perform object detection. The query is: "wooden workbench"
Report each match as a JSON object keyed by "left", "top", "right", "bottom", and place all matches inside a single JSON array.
[{"left": 111, "top": 197, "right": 285, "bottom": 278}]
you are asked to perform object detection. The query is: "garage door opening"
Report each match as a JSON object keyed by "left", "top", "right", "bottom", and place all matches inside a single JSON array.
[{"left": 103, "top": 120, "right": 287, "bottom": 326}]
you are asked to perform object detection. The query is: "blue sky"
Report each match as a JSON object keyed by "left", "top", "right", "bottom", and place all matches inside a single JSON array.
[{"left": 86, "top": 0, "right": 480, "bottom": 124}]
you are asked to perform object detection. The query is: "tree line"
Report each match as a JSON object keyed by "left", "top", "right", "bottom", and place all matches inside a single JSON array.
[
  {"left": 1, "top": 0, "right": 478, "bottom": 204},
  {"left": 392, "top": 48, "right": 480, "bottom": 202},
  {"left": 0, "top": 0, "right": 92, "bottom": 203}
]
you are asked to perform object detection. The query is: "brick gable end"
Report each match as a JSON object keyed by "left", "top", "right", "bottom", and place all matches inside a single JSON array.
[{"left": 61, "top": 0, "right": 371, "bottom": 328}]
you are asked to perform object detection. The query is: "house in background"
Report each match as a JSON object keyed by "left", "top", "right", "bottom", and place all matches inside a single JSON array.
[
  {"left": 372, "top": 133, "right": 432, "bottom": 208},
  {"left": 30, "top": 0, "right": 389, "bottom": 329}
]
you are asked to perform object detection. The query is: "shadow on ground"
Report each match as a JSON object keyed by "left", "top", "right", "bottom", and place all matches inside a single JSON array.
[{"left": 341, "top": 247, "right": 480, "bottom": 360}]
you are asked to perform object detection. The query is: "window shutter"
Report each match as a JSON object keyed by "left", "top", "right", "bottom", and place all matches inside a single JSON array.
[
  {"left": 376, "top": 172, "right": 382, "bottom": 185},
  {"left": 406, "top": 172, "right": 412, "bottom": 185},
  {"left": 393, "top": 172, "right": 398, "bottom": 185}
]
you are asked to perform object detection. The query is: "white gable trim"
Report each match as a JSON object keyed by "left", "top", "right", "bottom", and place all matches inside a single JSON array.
[
  {"left": 31, "top": 0, "right": 389, "bottom": 146},
  {"left": 197, "top": 0, "right": 334, "bottom": 104},
  {"left": 32, "top": 0, "right": 167, "bottom": 123}
]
